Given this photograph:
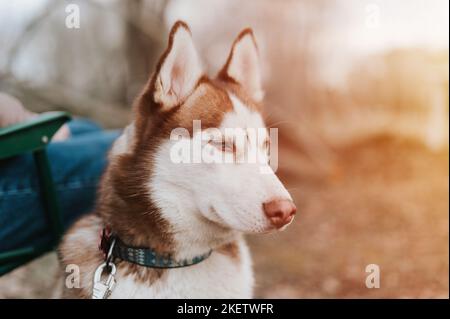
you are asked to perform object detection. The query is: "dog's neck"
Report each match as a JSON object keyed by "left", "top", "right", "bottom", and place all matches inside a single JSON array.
[
  {"left": 145, "top": 186, "right": 240, "bottom": 260},
  {"left": 102, "top": 206, "right": 239, "bottom": 262},
  {"left": 171, "top": 211, "right": 240, "bottom": 260},
  {"left": 98, "top": 171, "right": 239, "bottom": 262}
]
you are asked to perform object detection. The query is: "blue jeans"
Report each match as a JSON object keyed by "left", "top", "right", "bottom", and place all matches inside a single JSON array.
[{"left": 0, "top": 119, "right": 120, "bottom": 252}]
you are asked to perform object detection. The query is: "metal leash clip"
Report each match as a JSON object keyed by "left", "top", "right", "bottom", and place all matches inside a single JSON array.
[{"left": 92, "top": 238, "right": 117, "bottom": 299}]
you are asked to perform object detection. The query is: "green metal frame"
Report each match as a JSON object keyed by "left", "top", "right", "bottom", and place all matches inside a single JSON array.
[{"left": 0, "top": 111, "right": 71, "bottom": 276}]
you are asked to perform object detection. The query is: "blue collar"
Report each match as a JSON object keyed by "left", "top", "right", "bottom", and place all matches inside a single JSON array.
[{"left": 100, "top": 228, "right": 212, "bottom": 269}]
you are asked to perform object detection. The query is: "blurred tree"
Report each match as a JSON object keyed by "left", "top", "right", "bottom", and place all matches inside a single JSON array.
[{"left": 0, "top": 0, "right": 170, "bottom": 128}]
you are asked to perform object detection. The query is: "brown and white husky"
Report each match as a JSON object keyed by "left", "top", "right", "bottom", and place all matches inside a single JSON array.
[{"left": 58, "top": 21, "right": 296, "bottom": 299}]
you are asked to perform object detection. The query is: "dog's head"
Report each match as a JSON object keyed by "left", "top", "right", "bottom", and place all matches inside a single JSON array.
[{"left": 112, "top": 21, "right": 296, "bottom": 236}]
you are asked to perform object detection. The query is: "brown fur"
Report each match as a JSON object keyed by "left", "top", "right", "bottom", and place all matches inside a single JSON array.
[
  {"left": 58, "top": 21, "right": 251, "bottom": 297},
  {"left": 217, "top": 242, "right": 240, "bottom": 262},
  {"left": 59, "top": 214, "right": 168, "bottom": 298}
]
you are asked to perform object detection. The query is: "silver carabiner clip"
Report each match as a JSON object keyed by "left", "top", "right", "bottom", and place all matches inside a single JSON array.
[
  {"left": 92, "top": 262, "right": 117, "bottom": 299},
  {"left": 92, "top": 238, "right": 117, "bottom": 299}
]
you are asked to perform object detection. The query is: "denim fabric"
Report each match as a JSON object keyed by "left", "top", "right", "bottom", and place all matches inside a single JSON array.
[{"left": 0, "top": 119, "right": 120, "bottom": 251}]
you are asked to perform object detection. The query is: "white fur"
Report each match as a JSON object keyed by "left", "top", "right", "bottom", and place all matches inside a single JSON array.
[
  {"left": 150, "top": 92, "right": 291, "bottom": 236},
  {"left": 108, "top": 238, "right": 253, "bottom": 299},
  {"left": 59, "top": 216, "right": 252, "bottom": 298}
]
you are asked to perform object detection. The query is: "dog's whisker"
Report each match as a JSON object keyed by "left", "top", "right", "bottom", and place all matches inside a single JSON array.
[{"left": 267, "top": 120, "right": 297, "bottom": 128}]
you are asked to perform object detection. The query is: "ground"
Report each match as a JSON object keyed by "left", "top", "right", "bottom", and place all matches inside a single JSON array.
[
  {"left": 0, "top": 134, "right": 448, "bottom": 298},
  {"left": 252, "top": 134, "right": 449, "bottom": 298}
]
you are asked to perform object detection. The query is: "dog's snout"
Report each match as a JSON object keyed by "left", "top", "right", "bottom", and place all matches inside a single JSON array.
[{"left": 263, "top": 199, "right": 296, "bottom": 229}]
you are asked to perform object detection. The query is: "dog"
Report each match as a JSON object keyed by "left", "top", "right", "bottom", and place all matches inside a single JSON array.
[{"left": 58, "top": 21, "right": 296, "bottom": 299}]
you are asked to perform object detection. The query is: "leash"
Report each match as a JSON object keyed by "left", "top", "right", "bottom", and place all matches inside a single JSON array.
[{"left": 92, "top": 227, "right": 212, "bottom": 299}]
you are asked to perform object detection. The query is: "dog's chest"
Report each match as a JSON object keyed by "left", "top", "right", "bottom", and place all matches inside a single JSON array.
[{"left": 108, "top": 240, "right": 253, "bottom": 299}]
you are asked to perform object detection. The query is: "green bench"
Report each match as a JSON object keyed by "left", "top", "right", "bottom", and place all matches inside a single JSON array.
[{"left": 0, "top": 112, "right": 71, "bottom": 276}]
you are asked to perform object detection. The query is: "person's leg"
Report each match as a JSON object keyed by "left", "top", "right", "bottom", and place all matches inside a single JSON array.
[
  {"left": 67, "top": 118, "right": 103, "bottom": 136},
  {"left": 0, "top": 128, "right": 120, "bottom": 251}
]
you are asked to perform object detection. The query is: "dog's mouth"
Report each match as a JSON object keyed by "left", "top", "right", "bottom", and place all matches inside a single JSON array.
[
  {"left": 200, "top": 204, "right": 295, "bottom": 234},
  {"left": 201, "top": 205, "right": 262, "bottom": 233},
  {"left": 278, "top": 215, "right": 295, "bottom": 231}
]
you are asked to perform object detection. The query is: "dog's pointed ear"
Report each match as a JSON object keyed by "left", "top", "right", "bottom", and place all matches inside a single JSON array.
[
  {"left": 218, "top": 28, "right": 264, "bottom": 102},
  {"left": 153, "top": 21, "right": 203, "bottom": 110}
]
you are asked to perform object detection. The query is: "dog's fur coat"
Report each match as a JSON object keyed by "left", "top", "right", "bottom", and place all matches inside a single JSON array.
[{"left": 58, "top": 21, "right": 294, "bottom": 298}]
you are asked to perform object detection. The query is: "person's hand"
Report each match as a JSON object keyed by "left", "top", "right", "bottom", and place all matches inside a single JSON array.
[
  {"left": 0, "top": 92, "right": 35, "bottom": 127},
  {"left": 0, "top": 92, "right": 70, "bottom": 141},
  {"left": 52, "top": 122, "right": 71, "bottom": 141}
]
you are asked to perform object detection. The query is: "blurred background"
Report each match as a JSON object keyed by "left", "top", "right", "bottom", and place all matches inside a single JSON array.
[{"left": 0, "top": 0, "right": 448, "bottom": 298}]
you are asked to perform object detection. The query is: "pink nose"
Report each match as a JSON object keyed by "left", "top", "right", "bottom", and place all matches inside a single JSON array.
[{"left": 263, "top": 199, "right": 296, "bottom": 229}]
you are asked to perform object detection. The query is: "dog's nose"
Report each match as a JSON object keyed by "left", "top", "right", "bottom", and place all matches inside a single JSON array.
[{"left": 263, "top": 199, "right": 296, "bottom": 229}]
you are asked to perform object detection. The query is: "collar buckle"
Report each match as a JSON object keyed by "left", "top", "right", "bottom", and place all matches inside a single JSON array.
[{"left": 98, "top": 227, "right": 113, "bottom": 259}]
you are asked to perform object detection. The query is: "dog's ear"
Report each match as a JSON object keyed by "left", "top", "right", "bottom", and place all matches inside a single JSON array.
[
  {"left": 153, "top": 21, "right": 203, "bottom": 110},
  {"left": 218, "top": 28, "right": 263, "bottom": 102}
]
